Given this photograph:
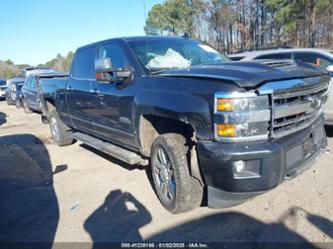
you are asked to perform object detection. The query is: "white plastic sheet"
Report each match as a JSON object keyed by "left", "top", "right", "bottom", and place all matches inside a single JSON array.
[{"left": 146, "top": 49, "right": 191, "bottom": 69}]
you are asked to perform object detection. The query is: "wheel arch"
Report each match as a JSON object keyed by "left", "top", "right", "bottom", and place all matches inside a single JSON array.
[{"left": 137, "top": 113, "right": 204, "bottom": 186}]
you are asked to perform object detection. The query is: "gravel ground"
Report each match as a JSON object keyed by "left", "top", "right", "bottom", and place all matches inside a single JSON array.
[{"left": 0, "top": 101, "right": 333, "bottom": 248}]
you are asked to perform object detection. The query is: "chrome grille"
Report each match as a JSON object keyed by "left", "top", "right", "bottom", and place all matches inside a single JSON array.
[{"left": 270, "top": 78, "right": 330, "bottom": 138}]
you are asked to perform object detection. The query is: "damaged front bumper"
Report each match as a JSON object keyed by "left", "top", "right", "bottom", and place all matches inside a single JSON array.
[{"left": 197, "top": 114, "right": 327, "bottom": 208}]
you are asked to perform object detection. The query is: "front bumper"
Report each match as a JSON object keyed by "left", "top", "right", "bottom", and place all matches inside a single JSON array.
[{"left": 197, "top": 114, "right": 327, "bottom": 208}]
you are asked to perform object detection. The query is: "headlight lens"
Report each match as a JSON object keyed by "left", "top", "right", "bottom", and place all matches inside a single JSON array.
[
  {"left": 216, "top": 99, "right": 235, "bottom": 112},
  {"left": 214, "top": 92, "right": 270, "bottom": 142},
  {"left": 216, "top": 95, "right": 269, "bottom": 112}
]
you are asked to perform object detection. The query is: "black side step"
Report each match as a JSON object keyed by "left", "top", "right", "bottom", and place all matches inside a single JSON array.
[{"left": 71, "top": 132, "right": 148, "bottom": 165}]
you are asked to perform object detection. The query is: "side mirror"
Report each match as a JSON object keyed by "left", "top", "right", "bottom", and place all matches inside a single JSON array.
[
  {"left": 326, "top": 65, "right": 333, "bottom": 73},
  {"left": 95, "top": 57, "right": 133, "bottom": 83}
]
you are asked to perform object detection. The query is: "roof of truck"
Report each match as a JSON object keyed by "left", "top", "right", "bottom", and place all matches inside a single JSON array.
[{"left": 77, "top": 36, "right": 196, "bottom": 50}]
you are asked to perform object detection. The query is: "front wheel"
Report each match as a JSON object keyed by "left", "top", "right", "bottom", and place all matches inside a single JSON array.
[
  {"left": 49, "top": 109, "right": 74, "bottom": 146},
  {"left": 150, "top": 133, "right": 203, "bottom": 214}
]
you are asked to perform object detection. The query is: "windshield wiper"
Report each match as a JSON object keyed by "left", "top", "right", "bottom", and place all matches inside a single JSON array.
[{"left": 150, "top": 69, "right": 167, "bottom": 75}]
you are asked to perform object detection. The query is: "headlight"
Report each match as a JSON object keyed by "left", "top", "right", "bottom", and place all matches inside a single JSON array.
[
  {"left": 216, "top": 94, "right": 269, "bottom": 112},
  {"left": 214, "top": 92, "right": 270, "bottom": 142}
]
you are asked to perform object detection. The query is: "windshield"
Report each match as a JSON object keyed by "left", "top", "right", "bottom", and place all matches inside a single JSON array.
[{"left": 128, "top": 38, "right": 229, "bottom": 72}]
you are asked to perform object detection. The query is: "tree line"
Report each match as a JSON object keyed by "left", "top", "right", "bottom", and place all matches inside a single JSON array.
[
  {"left": 144, "top": 0, "right": 333, "bottom": 53},
  {"left": 0, "top": 51, "right": 74, "bottom": 78}
]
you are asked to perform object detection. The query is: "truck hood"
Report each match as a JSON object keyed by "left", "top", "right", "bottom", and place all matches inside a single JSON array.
[{"left": 158, "top": 60, "right": 328, "bottom": 88}]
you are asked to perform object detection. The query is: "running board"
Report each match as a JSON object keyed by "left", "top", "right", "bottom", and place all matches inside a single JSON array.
[{"left": 71, "top": 132, "right": 148, "bottom": 165}]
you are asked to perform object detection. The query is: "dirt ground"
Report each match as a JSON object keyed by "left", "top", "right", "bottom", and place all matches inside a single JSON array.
[{"left": 0, "top": 101, "right": 333, "bottom": 248}]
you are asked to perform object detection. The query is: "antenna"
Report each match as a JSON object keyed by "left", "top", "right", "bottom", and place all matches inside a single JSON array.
[{"left": 142, "top": 0, "right": 149, "bottom": 71}]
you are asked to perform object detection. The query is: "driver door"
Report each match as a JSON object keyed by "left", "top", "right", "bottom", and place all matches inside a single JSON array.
[{"left": 90, "top": 42, "right": 136, "bottom": 148}]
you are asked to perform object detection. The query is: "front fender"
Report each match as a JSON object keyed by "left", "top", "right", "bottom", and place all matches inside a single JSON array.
[{"left": 133, "top": 91, "right": 213, "bottom": 140}]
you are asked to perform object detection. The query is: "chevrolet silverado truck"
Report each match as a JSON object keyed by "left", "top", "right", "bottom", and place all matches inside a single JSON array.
[{"left": 39, "top": 36, "right": 330, "bottom": 214}]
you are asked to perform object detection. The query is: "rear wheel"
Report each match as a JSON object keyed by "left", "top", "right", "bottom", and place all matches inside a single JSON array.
[
  {"left": 150, "top": 133, "right": 203, "bottom": 214},
  {"left": 15, "top": 99, "right": 22, "bottom": 109},
  {"left": 49, "top": 109, "right": 74, "bottom": 146},
  {"left": 22, "top": 99, "right": 33, "bottom": 114},
  {"left": 6, "top": 96, "right": 12, "bottom": 106}
]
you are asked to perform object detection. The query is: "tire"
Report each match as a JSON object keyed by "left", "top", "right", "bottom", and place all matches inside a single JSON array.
[
  {"left": 15, "top": 99, "right": 22, "bottom": 109},
  {"left": 22, "top": 99, "right": 33, "bottom": 114},
  {"left": 150, "top": 133, "right": 203, "bottom": 214},
  {"left": 6, "top": 97, "right": 12, "bottom": 106},
  {"left": 49, "top": 109, "right": 74, "bottom": 146}
]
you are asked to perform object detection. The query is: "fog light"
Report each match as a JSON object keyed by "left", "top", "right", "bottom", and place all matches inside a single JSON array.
[
  {"left": 216, "top": 124, "right": 236, "bottom": 137},
  {"left": 232, "top": 159, "right": 261, "bottom": 179},
  {"left": 233, "top": 160, "right": 245, "bottom": 173}
]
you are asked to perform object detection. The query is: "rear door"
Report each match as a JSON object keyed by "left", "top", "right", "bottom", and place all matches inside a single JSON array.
[
  {"left": 29, "top": 76, "right": 39, "bottom": 109},
  {"left": 22, "top": 77, "right": 33, "bottom": 107},
  {"left": 66, "top": 46, "right": 96, "bottom": 134}
]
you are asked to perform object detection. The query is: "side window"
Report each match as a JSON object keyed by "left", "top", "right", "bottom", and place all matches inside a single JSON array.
[
  {"left": 294, "top": 53, "right": 317, "bottom": 64},
  {"left": 294, "top": 52, "right": 333, "bottom": 69},
  {"left": 24, "top": 77, "right": 31, "bottom": 87},
  {"left": 97, "top": 43, "right": 129, "bottom": 70},
  {"left": 30, "top": 77, "right": 37, "bottom": 88},
  {"left": 255, "top": 53, "right": 292, "bottom": 60},
  {"left": 72, "top": 47, "right": 95, "bottom": 79}
]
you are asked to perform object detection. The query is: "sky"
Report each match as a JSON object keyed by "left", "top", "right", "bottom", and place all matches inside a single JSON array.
[{"left": 0, "top": 0, "right": 164, "bottom": 66}]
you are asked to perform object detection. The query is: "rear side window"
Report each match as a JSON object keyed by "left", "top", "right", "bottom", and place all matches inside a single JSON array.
[
  {"left": 255, "top": 53, "right": 292, "bottom": 60},
  {"left": 97, "top": 43, "right": 129, "bottom": 70},
  {"left": 72, "top": 47, "right": 95, "bottom": 79},
  {"left": 294, "top": 52, "right": 333, "bottom": 69}
]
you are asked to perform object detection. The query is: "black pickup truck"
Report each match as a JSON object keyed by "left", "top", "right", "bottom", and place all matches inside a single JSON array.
[{"left": 40, "top": 36, "right": 330, "bottom": 214}]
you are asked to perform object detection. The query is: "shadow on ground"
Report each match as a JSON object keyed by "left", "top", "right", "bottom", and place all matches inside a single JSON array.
[
  {"left": 0, "top": 112, "right": 7, "bottom": 126},
  {"left": 84, "top": 190, "right": 152, "bottom": 245},
  {"left": 84, "top": 193, "right": 333, "bottom": 249},
  {"left": 147, "top": 207, "right": 333, "bottom": 246},
  {"left": 0, "top": 134, "right": 59, "bottom": 247}
]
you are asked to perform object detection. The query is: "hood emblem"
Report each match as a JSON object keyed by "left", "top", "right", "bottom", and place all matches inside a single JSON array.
[{"left": 306, "top": 96, "right": 321, "bottom": 112}]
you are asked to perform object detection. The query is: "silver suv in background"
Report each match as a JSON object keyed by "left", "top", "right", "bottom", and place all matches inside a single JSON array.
[
  {"left": 0, "top": 79, "right": 7, "bottom": 99},
  {"left": 229, "top": 48, "right": 333, "bottom": 125}
]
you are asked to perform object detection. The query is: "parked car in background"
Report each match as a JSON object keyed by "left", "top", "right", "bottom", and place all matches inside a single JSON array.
[
  {"left": 0, "top": 79, "right": 7, "bottom": 100},
  {"left": 229, "top": 48, "right": 333, "bottom": 125},
  {"left": 21, "top": 72, "right": 67, "bottom": 114},
  {"left": 24, "top": 67, "right": 55, "bottom": 77},
  {"left": 5, "top": 77, "right": 25, "bottom": 107},
  {"left": 40, "top": 36, "right": 329, "bottom": 214}
]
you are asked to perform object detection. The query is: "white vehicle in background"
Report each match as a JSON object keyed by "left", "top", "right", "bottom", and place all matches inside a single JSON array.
[
  {"left": 24, "top": 67, "right": 55, "bottom": 77},
  {"left": 0, "top": 79, "right": 7, "bottom": 99},
  {"left": 229, "top": 48, "right": 333, "bottom": 125}
]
